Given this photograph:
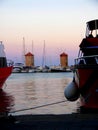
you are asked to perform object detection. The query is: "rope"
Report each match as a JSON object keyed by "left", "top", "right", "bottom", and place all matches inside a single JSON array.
[
  {"left": 10, "top": 100, "right": 67, "bottom": 113},
  {"left": 4, "top": 82, "right": 7, "bottom": 89}
]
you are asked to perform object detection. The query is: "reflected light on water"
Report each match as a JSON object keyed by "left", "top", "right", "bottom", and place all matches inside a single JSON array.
[{"left": 5, "top": 72, "right": 80, "bottom": 115}]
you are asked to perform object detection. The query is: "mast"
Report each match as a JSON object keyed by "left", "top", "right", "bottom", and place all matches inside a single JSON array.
[
  {"left": 42, "top": 40, "right": 46, "bottom": 68},
  {"left": 23, "top": 37, "right": 26, "bottom": 64},
  {"left": 32, "top": 40, "right": 33, "bottom": 54}
]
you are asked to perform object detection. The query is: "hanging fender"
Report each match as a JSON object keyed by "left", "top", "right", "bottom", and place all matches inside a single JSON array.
[{"left": 64, "top": 81, "right": 80, "bottom": 101}]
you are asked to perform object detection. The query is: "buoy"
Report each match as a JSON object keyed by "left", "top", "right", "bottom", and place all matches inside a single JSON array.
[{"left": 64, "top": 81, "right": 80, "bottom": 101}]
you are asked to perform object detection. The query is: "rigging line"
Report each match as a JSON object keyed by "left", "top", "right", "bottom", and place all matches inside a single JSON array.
[{"left": 10, "top": 100, "right": 67, "bottom": 113}]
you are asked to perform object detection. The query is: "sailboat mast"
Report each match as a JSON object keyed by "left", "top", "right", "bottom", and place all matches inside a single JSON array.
[
  {"left": 42, "top": 40, "right": 46, "bottom": 68},
  {"left": 32, "top": 40, "right": 33, "bottom": 54},
  {"left": 23, "top": 37, "right": 26, "bottom": 64}
]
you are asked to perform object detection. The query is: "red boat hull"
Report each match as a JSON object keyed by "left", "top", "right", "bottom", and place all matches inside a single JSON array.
[
  {"left": 0, "top": 66, "right": 13, "bottom": 89},
  {"left": 75, "top": 68, "right": 98, "bottom": 109}
]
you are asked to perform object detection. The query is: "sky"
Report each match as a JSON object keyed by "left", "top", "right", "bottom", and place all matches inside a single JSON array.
[{"left": 0, "top": 0, "right": 98, "bottom": 66}]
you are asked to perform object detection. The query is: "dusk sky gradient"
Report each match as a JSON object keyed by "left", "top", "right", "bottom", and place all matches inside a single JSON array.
[{"left": 0, "top": 0, "right": 98, "bottom": 66}]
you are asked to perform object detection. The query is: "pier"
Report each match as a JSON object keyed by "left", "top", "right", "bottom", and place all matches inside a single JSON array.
[{"left": 0, "top": 114, "right": 98, "bottom": 130}]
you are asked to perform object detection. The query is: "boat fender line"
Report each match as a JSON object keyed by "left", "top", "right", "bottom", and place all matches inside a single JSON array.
[
  {"left": 64, "top": 80, "right": 80, "bottom": 101},
  {"left": 4, "top": 82, "right": 7, "bottom": 89}
]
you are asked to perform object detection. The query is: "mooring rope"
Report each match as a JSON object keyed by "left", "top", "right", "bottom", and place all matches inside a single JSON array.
[
  {"left": 10, "top": 100, "right": 67, "bottom": 113},
  {"left": 4, "top": 82, "right": 7, "bottom": 89}
]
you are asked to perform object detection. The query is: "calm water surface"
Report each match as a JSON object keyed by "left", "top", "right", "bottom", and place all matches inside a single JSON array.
[{"left": 2, "top": 72, "right": 79, "bottom": 115}]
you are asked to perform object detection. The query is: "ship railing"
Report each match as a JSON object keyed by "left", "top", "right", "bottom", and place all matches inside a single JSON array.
[
  {"left": 7, "top": 59, "right": 14, "bottom": 67},
  {"left": 75, "top": 55, "right": 98, "bottom": 66}
]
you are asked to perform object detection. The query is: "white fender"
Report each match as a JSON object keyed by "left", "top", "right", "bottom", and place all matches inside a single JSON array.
[{"left": 64, "top": 81, "right": 80, "bottom": 101}]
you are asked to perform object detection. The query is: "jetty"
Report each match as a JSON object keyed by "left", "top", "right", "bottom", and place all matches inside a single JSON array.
[{"left": 1, "top": 114, "right": 98, "bottom": 129}]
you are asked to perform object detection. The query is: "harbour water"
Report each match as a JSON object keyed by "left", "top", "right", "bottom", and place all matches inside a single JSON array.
[{"left": 1, "top": 72, "right": 79, "bottom": 115}]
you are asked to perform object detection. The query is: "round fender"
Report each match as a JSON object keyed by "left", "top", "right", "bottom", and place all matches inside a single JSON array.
[{"left": 64, "top": 81, "right": 80, "bottom": 101}]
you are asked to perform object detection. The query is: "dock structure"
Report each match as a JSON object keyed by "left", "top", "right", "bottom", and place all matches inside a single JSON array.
[{"left": 0, "top": 114, "right": 98, "bottom": 129}]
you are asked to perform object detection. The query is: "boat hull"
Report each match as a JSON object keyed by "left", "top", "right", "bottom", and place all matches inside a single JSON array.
[
  {"left": 0, "top": 66, "right": 13, "bottom": 89},
  {"left": 74, "top": 67, "right": 98, "bottom": 109}
]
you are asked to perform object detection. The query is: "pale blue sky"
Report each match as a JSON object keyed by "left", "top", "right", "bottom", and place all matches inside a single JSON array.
[{"left": 0, "top": 0, "right": 98, "bottom": 66}]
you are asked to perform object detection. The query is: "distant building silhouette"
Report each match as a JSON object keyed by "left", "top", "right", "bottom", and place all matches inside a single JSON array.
[
  {"left": 60, "top": 52, "right": 68, "bottom": 68},
  {"left": 25, "top": 52, "right": 34, "bottom": 67}
]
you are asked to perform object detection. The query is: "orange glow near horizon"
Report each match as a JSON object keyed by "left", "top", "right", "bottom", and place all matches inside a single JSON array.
[{"left": 0, "top": 0, "right": 97, "bottom": 65}]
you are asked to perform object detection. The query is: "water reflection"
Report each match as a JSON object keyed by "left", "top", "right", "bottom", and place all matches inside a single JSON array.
[
  {"left": 6, "top": 73, "right": 79, "bottom": 115},
  {"left": 0, "top": 90, "right": 14, "bottom": 113}
]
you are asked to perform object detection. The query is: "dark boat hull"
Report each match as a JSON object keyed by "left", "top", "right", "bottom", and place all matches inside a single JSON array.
[{"left": 50, "top": 69, "right": 66, "bottom": 72}]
